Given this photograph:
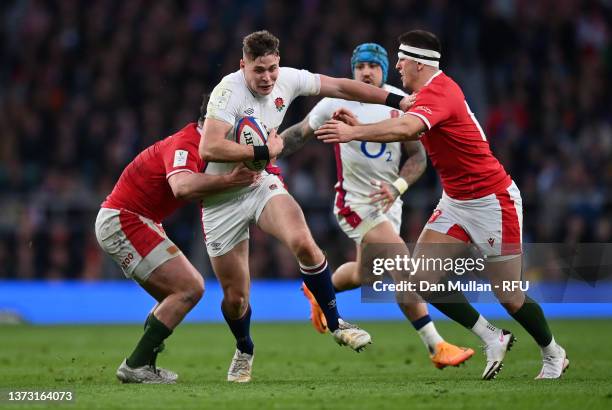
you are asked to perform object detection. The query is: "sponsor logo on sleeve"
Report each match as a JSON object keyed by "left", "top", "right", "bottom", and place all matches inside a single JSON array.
[
  {"left": 415, "top": 106, "right": 433, "bottom": 115},
  {"left": 211, "top": 88, "right": 232, "bottom": 110},
  {"left": 173, "top": 150, "right": 188, "bottom": 167}
]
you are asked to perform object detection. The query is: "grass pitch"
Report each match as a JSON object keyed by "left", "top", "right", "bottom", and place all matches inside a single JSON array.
[{"left": 1, "top": 320, "right": 611, "bottom": 409}]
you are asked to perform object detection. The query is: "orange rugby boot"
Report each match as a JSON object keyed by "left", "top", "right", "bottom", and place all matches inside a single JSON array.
[
  {"left": 430, "top": 341, "right": 475, "bottom": 369},
  {"left": 300, "top": 283, "right": 328, "bottom": 333}
]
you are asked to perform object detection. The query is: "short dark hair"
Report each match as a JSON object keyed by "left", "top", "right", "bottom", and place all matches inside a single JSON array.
[
  {"left": 398, "top": 30, "right": 441, "bottom": 54},
  {"left": 242, "top": 30, "right": 280, "bottom": 60}
]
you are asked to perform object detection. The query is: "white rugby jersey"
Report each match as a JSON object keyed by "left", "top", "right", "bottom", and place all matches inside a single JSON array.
[
  {"left": 308, "top": 84, "right": 406, "bottom": 206},
  {"left": 205, "top": 67, "right": 320, "bottom": 177}
]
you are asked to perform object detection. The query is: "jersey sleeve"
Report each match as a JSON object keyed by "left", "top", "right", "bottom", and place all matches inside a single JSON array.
[
  {"left": 162, "top": 137, "right": 201, "bottom": 180},
  {"left": 205, "top": 77, "right": 241, "bottom": 126},
  {"left": 405, "top": 86, "right": 451, "bottom": 130},
  {"left": 283, "top": 67, "right": 321, "bottom": 98},
  {"left": 307, "top": 98, "right": 337, "bottom": 130}
]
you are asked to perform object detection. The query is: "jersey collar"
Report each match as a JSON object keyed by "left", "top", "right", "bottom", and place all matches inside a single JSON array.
[{"left": 424, "top": 70, "right": 443, "bottom": 87}]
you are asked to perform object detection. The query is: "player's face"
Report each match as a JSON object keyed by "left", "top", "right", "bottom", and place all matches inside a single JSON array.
[
  {"left": 354, "top": 62, "right": 384, "bottom": 87},
  {"left": 241, "top": 54, "right": 280, "bottom": 96},
  {"left": 396, "top": 57, "right": 418, "bottom": 90}
]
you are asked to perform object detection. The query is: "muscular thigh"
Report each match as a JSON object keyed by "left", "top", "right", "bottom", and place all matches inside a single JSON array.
[
  {"left": 141, "top": 253, "right": 203, "bottom": 302},
  {"left": 256, "top": 194, "right": 314, "bottom": 245},
  {"left": 209, "top": 239, "right": 250, "bottom": 297},
  {"left": 202, "top": 173, "right": 288, "bottom": 257}
]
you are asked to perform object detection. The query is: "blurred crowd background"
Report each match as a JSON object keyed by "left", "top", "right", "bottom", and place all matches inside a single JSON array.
[{"left": 0, "top": 0, "right": 610, "bottom": 280}]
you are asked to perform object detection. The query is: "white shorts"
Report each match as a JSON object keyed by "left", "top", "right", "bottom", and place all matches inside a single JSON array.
[
  {"left": 424, "top": 181, "right": 523, "bottom": 260},
  {"left": 94, "top": 208, "right": 182, "bottom": 282},
  {"left": 336, "top": 200, "right": 402, "bottom": 244},
  {"left": 201, "top": 174, "right": 288, "bottom": 257}
]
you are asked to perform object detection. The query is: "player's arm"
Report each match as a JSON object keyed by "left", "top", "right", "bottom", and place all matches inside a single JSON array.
[
  {"left": 198, "top": 118, "right": 283, "bottom": 162},
  {"left": 167, "top": 166, "right": 260, "bottom": 201},
  {"left": 399, "top": 140, "right": 427, "bottom": 186},
  {"left": 278, "top": 117, "right": 315, "bottom": 158},
  {"left": 369, "top": 140, "right": 427, "bottom": 212},
  {"left": 318, "top": 75, "right": 414, "bottom": 111},
  {"left": 315, "top": 114, "right": 427, "bottom": 144}
]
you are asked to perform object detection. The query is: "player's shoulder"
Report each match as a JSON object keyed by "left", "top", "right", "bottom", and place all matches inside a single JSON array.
[
  {"left": 427, "top": 71, "right": 463, "bottom": 97},
  {"left": 309, "top": 96, "right": 343, "bottom": 116},
  {"left": 211, "top": 70, "right": 247, "bottom": 96},
  {"left": 279, "top": 66, "right": 308, "bottom": 76},
  {"left": 163, "top": 123, "right": 201, "bottom": 149},
  {"left": 217, "top": 70, "right": 244, "bottom": 86},
  {"left": 278, "top": 66, "right": 317, "bottom": 84},
  {"left": 383, "top": 84, "right": 407, "bottom": 96}
]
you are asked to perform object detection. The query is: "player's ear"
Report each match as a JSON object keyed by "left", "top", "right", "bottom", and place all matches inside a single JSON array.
[{"left": 240, "top": 58, "right": 245, "bottom": 69}]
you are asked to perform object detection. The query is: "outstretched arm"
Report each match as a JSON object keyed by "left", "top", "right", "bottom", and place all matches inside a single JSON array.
[
  {"left": 315, "top": 114, "right": 427, "bottom": 144},
  {"left": 279, "top": 118, "right": 316, "bottom": 158},
  {"left": 318, "top": 75, "right": 414, "bottom": 111}
]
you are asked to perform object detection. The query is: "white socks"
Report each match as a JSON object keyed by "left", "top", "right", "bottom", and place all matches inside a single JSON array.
[
  {"left": 541, "top": 337, "right": 559, "bottom": 356},
  {"left": 471, "top": 315, "right": 500, "bottom": 344},
  {"left": 418, "top": 321, "right": 444, "bottom": 352}
]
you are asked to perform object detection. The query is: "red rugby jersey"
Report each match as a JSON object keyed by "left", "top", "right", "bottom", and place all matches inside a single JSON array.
[
  {"left": 102, "top": 123, "right": 206, "bottom": 223},
  {"left": 406, "top": 71, "right": 511, "bottom": 199}
]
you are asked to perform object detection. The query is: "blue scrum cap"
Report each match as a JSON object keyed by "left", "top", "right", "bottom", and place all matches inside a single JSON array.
[{"left": 351, "top": 43, "right": 389, "bottom": 83}]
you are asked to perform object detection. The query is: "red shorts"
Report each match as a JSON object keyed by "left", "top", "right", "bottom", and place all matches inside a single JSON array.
[
  {"left": 425, "top": 181, "right": 522, "bottom": 260},
  {"left": 95, "top": 208, "right": 181, "bottom": 282}
]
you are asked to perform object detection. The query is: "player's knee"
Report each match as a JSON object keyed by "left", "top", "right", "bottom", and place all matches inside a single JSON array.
[
  {"left": 501, "top": 300, "right": 522, "bottom": 314},
  {"left": 177, "top": 276, "right": 204, "bottom": 307},
  {"left": 289, "top": 233, "right": 321, "bottom": 261},
  {"left": 223, "top": 289, "right": 249, "bottom": 313},
  {"left": 192, "top": 278, "right": 205, "bottom": 302},
  {"left": 349, "top": 268, "right": 362, "bottom": 287}
]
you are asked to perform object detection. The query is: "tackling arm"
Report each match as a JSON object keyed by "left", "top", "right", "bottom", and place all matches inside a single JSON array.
[
  {"left": 167, "top": 166, "right": 259, "bottom": 201},
  {"left": 316, "top": 113, "right": 427, "bottom": 144}
]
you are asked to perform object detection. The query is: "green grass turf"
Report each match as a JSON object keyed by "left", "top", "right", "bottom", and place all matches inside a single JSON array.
[{"left": 0, "top": 320, "right": 611, "bottom": 409}]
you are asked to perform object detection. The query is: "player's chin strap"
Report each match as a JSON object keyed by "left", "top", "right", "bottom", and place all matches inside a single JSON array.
[{"left": 397, "top": 44, "right": 440, "bottom": 68}]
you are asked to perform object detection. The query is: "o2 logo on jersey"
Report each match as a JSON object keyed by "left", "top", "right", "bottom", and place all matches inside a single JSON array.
[{"left": 360, "top": 142, "right": 392, "bottom": 162}]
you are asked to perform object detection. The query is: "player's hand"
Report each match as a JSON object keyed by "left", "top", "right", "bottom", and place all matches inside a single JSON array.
[
  {"left": 227, "top": 164, "right": 261, "bottom": 186},
  {"left": 266, "top": 128, "right": 284, "bottom": 158},
  {"left": 332, "top": 108, "right": 360, "bottom": 126},
  {"left": 400, "top": 93, "right": 417, "bottom": 111},
  {"left": 368, "top": 179, "right": 400, "bottom": 212},
  {"left": 314, "top": 120, "right": 355, "bottom": 144}
]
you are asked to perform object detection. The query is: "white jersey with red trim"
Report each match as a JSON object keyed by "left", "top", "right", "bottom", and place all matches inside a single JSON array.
[
  {"left": 308, "top": 84, "right": 406, "bottom": 208},
  {"left": 202, "top": 67, "right": 320, "bottom": 204},
  {"left": 205, "top": 67, "right": 320, "bottom": 176}
]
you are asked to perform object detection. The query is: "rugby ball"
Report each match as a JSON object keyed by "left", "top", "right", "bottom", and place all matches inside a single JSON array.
[{"left": 234, "top": 116, "right": 269, "bottom": 171}]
